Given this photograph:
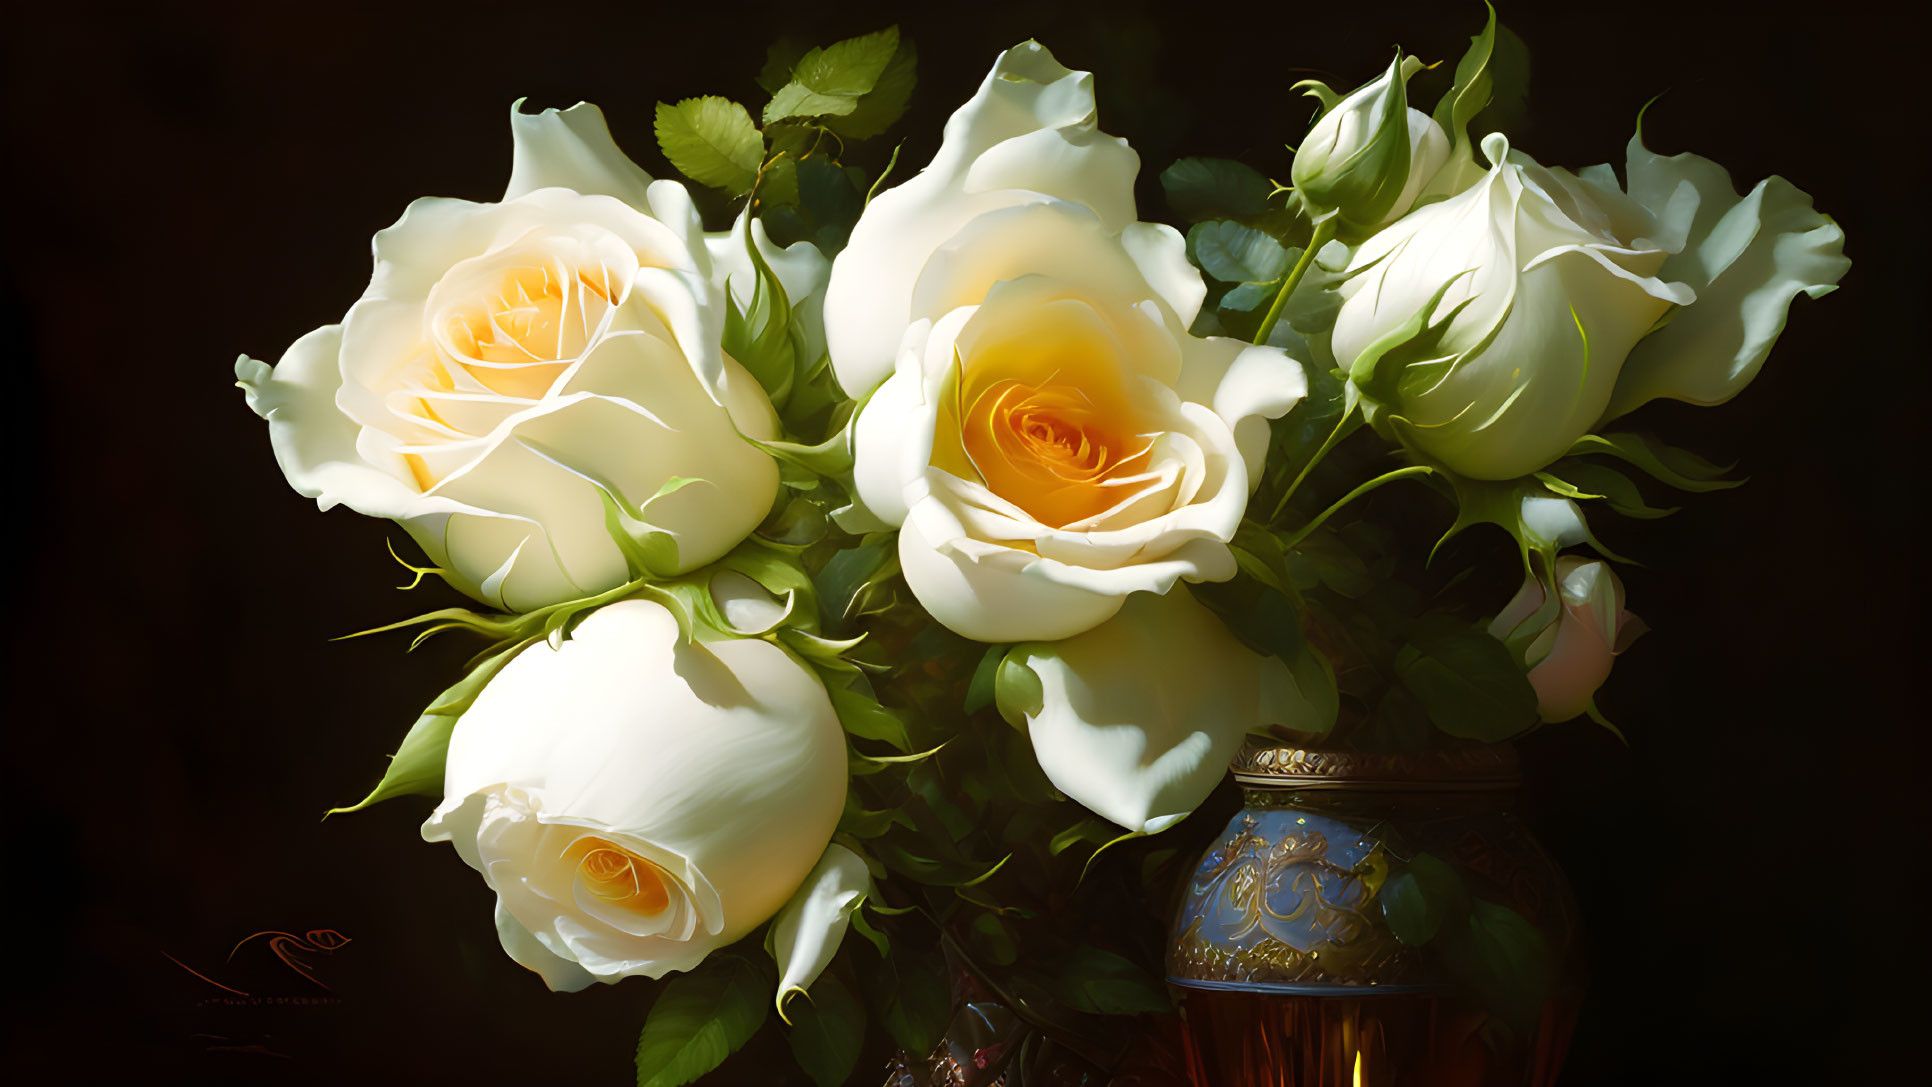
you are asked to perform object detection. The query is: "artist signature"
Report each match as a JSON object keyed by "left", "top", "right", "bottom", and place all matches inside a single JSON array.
[{"left": 165, "top": 928, "right": 353, "bottom": 998}]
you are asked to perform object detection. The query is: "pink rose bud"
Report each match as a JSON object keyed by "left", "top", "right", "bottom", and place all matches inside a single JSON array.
[{"left": 1488, "top": 556, "right": 1648, "bottom": 723}]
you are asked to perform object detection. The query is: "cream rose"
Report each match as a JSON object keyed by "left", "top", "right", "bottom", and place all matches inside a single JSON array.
[
  {"left": 237, "top": 103, "right": 827, "bottom": 612},
  {"left": 1488, "top": 556, "right": 1647, "bottom": 723},
  {"left": 1333, "top": 131, "right": 1848, "bottom": 481},
  {"left": 831, "top": 43, "right": 1307, "bottom": 643},
  {"left": 422, "top": 598, "right": 848, "bottom": 990}
]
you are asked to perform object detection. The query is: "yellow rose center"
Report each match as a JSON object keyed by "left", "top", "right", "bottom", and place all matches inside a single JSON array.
[
  {"left": 563, "top": 836, "right": 670, "bottom": 915},
  {"left": 441, "top": 261, "right": 620, "bottom": 400},
  {"left": 959, "top": 378, "right": 1152, "bottom": 527}
]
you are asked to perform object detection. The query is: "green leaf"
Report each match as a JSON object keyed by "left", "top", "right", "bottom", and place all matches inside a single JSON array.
[
  {"left": 1431, "top": 3, "right": 1500, "bottom": 158},
  {"left": 635, "top": 953, "right": 772, "bottom": 1087},
  {"left": 863, "top": 950, "right": 950, "bottom": 1057},
  {"left": 1436, "top": 898, "right": 1557, "bottom": 1034},
  {"left": 764, "top": 26, "right": 900, "bottom": 124},
  {"left": 328, "top": 638, "right": 535, "bottom": 814},
  {"left": 1565, "top": 431, "right": 1741, "bottom": 493},
  {"left": 785, "top": 974, "right": 865, "bottom": 1087},
  {"left": 1189, "top": 220, "right": 1294, "bottom": 284},
  {"left": 969, "top": 913, "right": 1017, "bottom": 966},
  {"left": 654, "top": 97, "right": 763, "bottom": 195},
  {"left": 848, "top": 740, "right": 948, "bottom": 778},
  {"left": 814, "top": 539, "right": 899, "bottom": 631},
  {"left": 992, "top": 652, "right": 1043, "bottom": 728},
  {"left": 1045, "top": 946, "right": 1171, "bottom": 1015},
  {"left": 1048, "top": 816, "right": 1118, "bottom": 858},
  {"left": 829, "top": 681, "right": 913, "bottom": 752},
  {"left": 1160, "top": 157, "right": 1290, "bottom": 233},
  {"left": 1378, "top": 852, "right": 1471, "bottom": 947},
  {"left": 826, "top": 35, "right": 917, "bottom": 140},
  {"left": 964, "top": 644, "right": 1007, "bottom": 715},
  {"left": 1544, "top": 462, "right": 1678, "bottom": 520},
  {"left": 1394, "top": 618, "right": 1538, "bottom": 742},
  {"left": 758, "top": 37, "right": 810, "bottom": 95},
  {"left": 722, "top": 225, "right": 798, "bottom": 409}
]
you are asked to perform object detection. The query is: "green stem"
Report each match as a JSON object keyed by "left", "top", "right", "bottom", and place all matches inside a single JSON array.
[
  {"left": 1280, "top": 465, "right": 1435, "bottom": 551},
  {"left": 1252, "top": 218, "right": 1336, "bottom": 348},
  {"left": 1269, "top": 408, "right": 1362, "bottom": 523}
]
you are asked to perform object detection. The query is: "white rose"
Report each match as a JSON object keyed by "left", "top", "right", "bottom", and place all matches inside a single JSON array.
[
  {"left": 422, "top": 598, "right": 848, "bottom": 990},
  {"left": 830, "top": 43, "right": 1307, "bottom": 643},
  {"left": 237, "top": 102, "right": 828, "bottom": 612},
  {"left": 1290, "top": 55, "right": 1451, "bottom": 238},
  {"left": 1333, "top": 131, "right": 1847, "bottom": 481},
  {"left": 1003, "top": 587, "right": 1301, "bottom": 833},
  {"left": 1487, "top": 556, "right": 1647, "bottom": 723}
]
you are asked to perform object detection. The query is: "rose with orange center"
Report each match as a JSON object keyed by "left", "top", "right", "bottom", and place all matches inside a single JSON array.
[
  {"left": 237, "top": 102, "right": 828, "bottom": 612},
  {"left": 423, "top": 599, "right": 849, "bottom": 991},
  {"left": 837, "top": 45, "right": 1308, "bottom": 644}
]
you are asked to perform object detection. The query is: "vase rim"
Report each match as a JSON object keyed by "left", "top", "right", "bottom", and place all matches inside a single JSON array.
[{"left": 1231, "top": 742, "right": 1521, "bottom": 790}]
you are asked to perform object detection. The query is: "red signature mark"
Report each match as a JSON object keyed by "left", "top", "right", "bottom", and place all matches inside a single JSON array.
[{"left": 166, "top": 928, "right": 352, "bottom": 996}]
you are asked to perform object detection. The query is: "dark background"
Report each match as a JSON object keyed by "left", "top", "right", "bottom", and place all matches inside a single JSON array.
[{"left": 2, "top": 0, "right": 1920, "bottom": 1082}]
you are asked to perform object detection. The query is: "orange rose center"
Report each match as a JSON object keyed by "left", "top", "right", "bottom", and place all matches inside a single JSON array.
[
  {"left": 563, "top": 836, "right": 670, "bottom": 915},
  {"left": 959, "top": 377, "right": 1153, "bottom": 528}
]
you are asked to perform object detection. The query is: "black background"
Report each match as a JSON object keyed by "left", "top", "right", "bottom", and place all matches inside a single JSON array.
[{"left": 2, "top": 0, "right": 1921, "bottom": 1083}]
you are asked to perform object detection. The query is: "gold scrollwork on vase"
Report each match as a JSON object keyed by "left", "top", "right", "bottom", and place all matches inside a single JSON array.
[{"left": 1168, "top": 810, "right": 1415, "bottom": 988}]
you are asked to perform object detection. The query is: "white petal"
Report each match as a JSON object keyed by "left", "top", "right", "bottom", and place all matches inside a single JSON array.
[
  {"left": 1119, "top": 221, "right": 1207, "bottom": 329},
  {"left": 850, "top": 367, "right": 927, "bottom": 528},
  {"left": 1171, "top": 336, "right": 1306, "bottom": 485},
  {"left": 1602, "top": 135, "right": 1850, "bottom": 420},
  {"left": 505, "top": 101, "right": 655, "bottom": 209},
  {"left": 823, "top": 41, "right": 1139, "bottom": 395},
  {"left": 1011, "top": 587, "right": 1295, "bottom": 832},
  {"left": 897, "top": 506, "right": 1123, "bottom": 643},
  {"left": 770, "top": 844, "right": 872, "bottom": 1016},
  {"left": 235, "top": 327, "right": 423, "bottom": 519},
  {"left": 495, "top": 898, "right": 597, "bottom": 992}
]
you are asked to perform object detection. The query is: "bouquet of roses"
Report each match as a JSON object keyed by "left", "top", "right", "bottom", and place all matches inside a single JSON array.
[{"left": 236, "top": 7, "right": 1845, "bottom": 1084}]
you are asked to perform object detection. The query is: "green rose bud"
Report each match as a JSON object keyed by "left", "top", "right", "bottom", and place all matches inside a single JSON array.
[{"left": 1290, "top": 54, "right": 1449, "bottom": 240}]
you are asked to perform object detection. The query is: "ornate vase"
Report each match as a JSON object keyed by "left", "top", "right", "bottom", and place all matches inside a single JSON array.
[{"left": 1166, "top": 743, "right": 1581, "bottom": 1087}]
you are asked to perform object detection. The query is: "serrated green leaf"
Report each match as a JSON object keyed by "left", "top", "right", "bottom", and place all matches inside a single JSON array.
[
  {"left": 785, "top": 974, "right": 865, "bottom": 1087},
  {"left": 654, "top": 97, "right": 763, "bottom": 195},
  {"left": 1394, "top": 619, "right": 1538, "bottom": 742},
  {"left": 1189, "top": 220, "right": 1294, "bottom": 284},
  {"left": 635, "top": 953, "right": 771, "bottom": 1087},
  {"left": 1161, "top": 157, "right": 1290, "bottom": 233},
  {"left": 1220, "top": 280, "right": 1280, "bottom": 312},
  {"left": 763, "top": 26, "right": 900, "bottom": 124},
  {"left": 826, "top": 36, "right": 917, "bottom": 140},
  {"left": 758, "top": 37, "right": 810, "bottom": 95}
]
